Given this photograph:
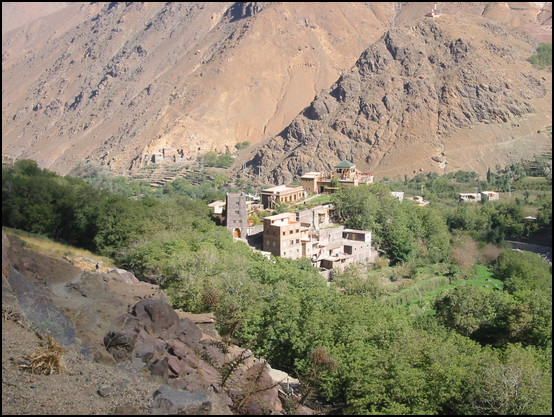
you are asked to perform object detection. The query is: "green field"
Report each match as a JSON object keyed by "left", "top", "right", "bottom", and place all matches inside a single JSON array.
[{"left": 384, "top": 264, "right": 504, "bottom": 314}]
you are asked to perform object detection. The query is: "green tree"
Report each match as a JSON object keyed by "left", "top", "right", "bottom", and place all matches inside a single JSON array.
[
  {"left": 463, "top": 344, "right": 552, "bottom": 415},
  {"left": 434, "top": 284, "right": 514, "bottom": 345},
  {"left": 493, "top": 250, "right": 552, "bottom": 294}
]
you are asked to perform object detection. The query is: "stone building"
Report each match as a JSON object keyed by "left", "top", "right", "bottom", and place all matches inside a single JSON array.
[
  {"left": 263, "top": 212, "right": 306, "bottom": 259},
  {"left": 152, "top": 152, "right": 164, "bottom": 163},
  {"left": 262, "top": 205, "right": 373, "bottom": 272},
  {"left": 300, "top": 160, "right": 374, "bottom": 194},
  {"left": 225, "top": 192, "right": 248, "bottom": 238},
  {"left": 261, "top": 185, "right": 306, "bottom": 209}
]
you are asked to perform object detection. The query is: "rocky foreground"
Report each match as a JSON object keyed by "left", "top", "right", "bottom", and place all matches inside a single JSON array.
[{"left": 2, "top": 231, "right": 309, "bottom": 415}]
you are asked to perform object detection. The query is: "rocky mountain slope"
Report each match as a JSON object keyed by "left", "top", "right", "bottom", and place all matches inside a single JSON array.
[
  {"left": 235, "top": 15, "right": 552, "bottom": 184},
  {"left": 2, "top": 230, "right": 305, "bottom": 415},
  {"left": 2, "top": 2, "right": 551, "bottom": 180},
  {"left": 2, "top": 2, "right": 396, "bottom": 175}
]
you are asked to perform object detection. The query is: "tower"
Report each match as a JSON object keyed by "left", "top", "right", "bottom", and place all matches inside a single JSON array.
[{"left": 225, "top": 192, "right": 248, "bottom": 238}]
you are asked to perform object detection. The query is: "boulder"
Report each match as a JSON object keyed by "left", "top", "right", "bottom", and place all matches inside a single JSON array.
[
  {"left": 151, "top": 385, "right": 212, "bottom": 415},
  {"left": 132, "top": 299, "right": 180, "bottom": 335},
  {"left": 148, "top": 357, "right": 169, "bottom": 381},
  {"left": 103, "top": 330, "right": 137, "bottom": 362},
  {"left": 109, "top": 268, "right": 140, "bottom": 284}
]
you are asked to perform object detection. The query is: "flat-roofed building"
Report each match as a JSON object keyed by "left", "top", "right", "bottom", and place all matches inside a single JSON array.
[
  {"left": 263, "top": 213, "right": 307, "bottom": 259},
  {"left": 300, "top": 161, "right": 374, "bottom": 194},
  {"left": 391, "top": 191, "right": 404, "bottom": 201},
  {"left": 481, "top": 191, "right": 499, "bottom": 201},
  {"left": 261, "top": 211, "right": 373, "bottom": 272},
  {"left": 300, "top": 172, "right": 323, "bottom": 194},
  {"left": 342, "top": 229, "right": 372, "bottom": 264},
  {"left": 207, "top": 200, "right": 226, "bottom": 215},
  {"left": 261, "top": 185, "right": 305, "bottom": 209}
]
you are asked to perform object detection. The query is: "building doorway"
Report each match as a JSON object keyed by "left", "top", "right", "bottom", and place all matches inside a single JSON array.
[{"left": 233, "top": 228, "right": 241, "bottom": 238}]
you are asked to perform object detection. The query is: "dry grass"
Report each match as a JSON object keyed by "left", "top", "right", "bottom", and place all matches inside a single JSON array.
[
  {"left": 19, "top": 334, "right": 65, "bottom": 375},
  {"left": 2, "top": 227, "right": 114, "bottom": 268}
]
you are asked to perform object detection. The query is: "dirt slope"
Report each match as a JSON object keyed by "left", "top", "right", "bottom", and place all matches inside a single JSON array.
[{"left": 2, "top": 2, "right": 550, "bottom": 178}]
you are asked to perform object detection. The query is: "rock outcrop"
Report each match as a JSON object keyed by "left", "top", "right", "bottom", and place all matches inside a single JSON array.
[
  {"left": 2, "top": 231, "right": 304, "bottom": 414},
  {"left": 235, "top": 16, "right": 551, "bottom": 183},
  {"left": 104, "top": 298, "right": 285, "bottom": 414}
]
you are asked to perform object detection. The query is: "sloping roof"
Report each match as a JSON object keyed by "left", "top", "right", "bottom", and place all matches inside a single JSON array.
[{"left": 334, "top": 160, "right": 355, "bottom": 169}]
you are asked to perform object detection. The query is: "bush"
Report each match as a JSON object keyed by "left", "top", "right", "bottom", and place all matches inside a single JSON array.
[
  {"left": 527, "top": 43, "right": 552, "bottom": 71},
  {"left": 235, "top": 141, "right": 250, "bottom": 150}
]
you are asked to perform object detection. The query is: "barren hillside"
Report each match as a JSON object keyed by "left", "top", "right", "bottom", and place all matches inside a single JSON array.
[
  {"left": 1, "top": 2, "right": 73, "bottom": 35},
  {"left": 235, "top": 14, "right": 552, "bottom": 184},
  {"left": 2, "top": 2, "right": 396, "bottom": 174},
  {"left": 2, "top": 2, "right": 552, "bottom": 179}
]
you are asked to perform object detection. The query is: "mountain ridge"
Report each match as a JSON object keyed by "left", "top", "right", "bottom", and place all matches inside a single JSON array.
[
  {"left": 234, "top": 15, "right": 552, "bottom": 184},
  {"left": 2, "top": 2, "right": 552, "bottom": 180},
  {"left": 2, "top": 2, "right": 396, "bottom": 175}
]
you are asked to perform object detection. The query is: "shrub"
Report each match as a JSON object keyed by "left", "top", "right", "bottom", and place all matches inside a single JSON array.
[
  {"left": 19, "top": 334, "right": 65, "bottom": 375},
  {"left": 527, "top": 43, "right": 552, "bottom": 71}
]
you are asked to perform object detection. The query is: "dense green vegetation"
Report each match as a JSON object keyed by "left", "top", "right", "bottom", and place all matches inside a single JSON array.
[
  {"left": 2, "top": 159, "right": 552, "bottom": 414},
  {"left": 201, "top": 150, "right": 235, "bottom": 168},
  {"left": 332, "top": 184, "right": 450, "bottom": 264}
]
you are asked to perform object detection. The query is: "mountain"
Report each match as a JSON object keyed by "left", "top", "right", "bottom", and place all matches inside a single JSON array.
[
  {"left": 1, "top": 2, "right": 552, "bottom": 179},
  {"left": 235, "top": 15, "right": 552, "bottom": 184},
  {"left": 2, "top": 2, "right": 396, "bottom": 175}
]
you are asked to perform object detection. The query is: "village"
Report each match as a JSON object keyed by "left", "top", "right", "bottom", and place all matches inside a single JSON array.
[{"left": 207, "top": 160, "right": 501, "bottom": 277}]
